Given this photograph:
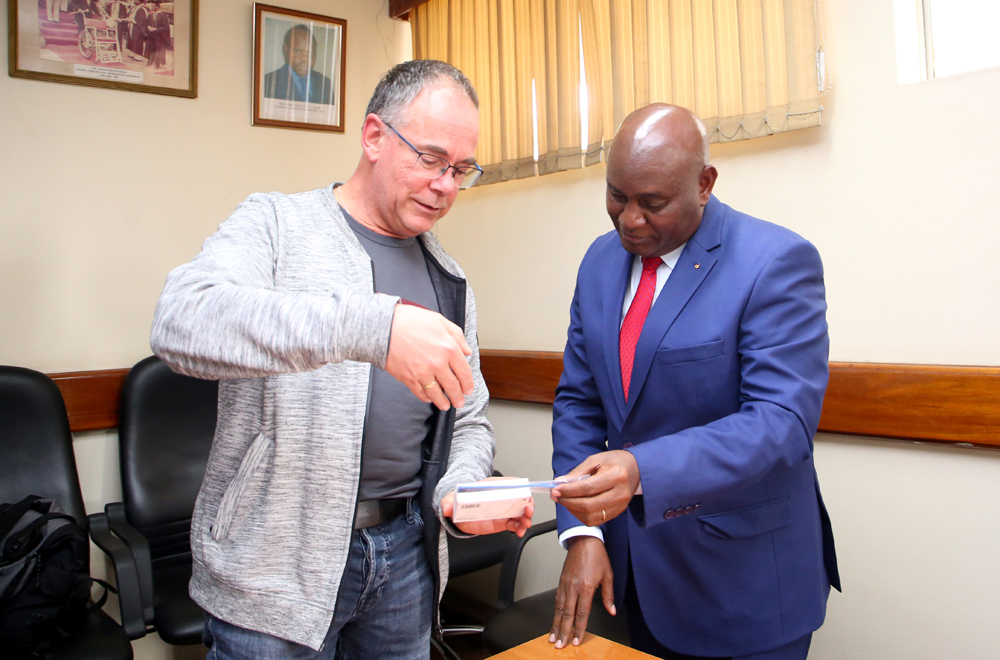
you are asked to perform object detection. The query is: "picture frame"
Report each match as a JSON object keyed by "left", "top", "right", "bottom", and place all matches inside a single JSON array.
[
  {"left": 252, "top": 3, "right": 347, "bottom": 133},
  {"left": 8, "top": 0, "right": 199, "bottom": 98}
]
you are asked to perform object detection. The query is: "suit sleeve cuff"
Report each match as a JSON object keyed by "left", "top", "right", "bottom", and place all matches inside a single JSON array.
[{"left": 558, "top": 525, "right": 604, "bottom": 549}]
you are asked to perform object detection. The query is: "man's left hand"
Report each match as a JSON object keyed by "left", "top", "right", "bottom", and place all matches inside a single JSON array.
[
  {"left": 550, "top": 450, "right": 640, "bottom": 526},
  {"left": 441, "top": 478, "right": 534, "bottom": 537}
]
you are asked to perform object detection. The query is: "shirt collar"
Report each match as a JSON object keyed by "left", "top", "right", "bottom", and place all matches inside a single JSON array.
[
  {"left": 288, "top": 65, "right": 305, "bottom": 84},
  {"left": 634, "top": 242, "right": 686, "bottom": 271},
  {"left": 288, "top": 65, "right": 308, "bottom": 99}
]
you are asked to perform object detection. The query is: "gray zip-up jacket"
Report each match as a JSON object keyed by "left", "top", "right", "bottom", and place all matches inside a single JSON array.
[{"left": 150, "top": 184, "right": 495, "bottom": 650}]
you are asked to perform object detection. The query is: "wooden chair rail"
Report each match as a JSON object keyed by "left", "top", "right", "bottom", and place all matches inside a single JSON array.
[
  {"left": 479, "top": 350, "right": 1000, "bottom": 449},
  {"left": 50, "top": 369, "right": 128, "bottom": 434},
  {"left": 48, "top": 354, "right": 1000, "bottom": 449}
]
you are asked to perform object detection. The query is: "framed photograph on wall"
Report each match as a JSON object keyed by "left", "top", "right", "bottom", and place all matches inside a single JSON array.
[
  {"left": 252, "top": 3, "right": 346, "bottom": 133},
  {"left": 8, "top": 0, "right": 199, "bottom": 98}
]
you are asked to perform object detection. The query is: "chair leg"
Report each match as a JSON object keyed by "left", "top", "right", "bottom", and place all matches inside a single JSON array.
[{"left": 431, "top": 635, "right": 465, "bottom": 660}]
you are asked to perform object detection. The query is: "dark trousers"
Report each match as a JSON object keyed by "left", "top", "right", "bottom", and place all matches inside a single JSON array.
[{"left": 623, "top": 558, "right": 811, "bottom": 660}]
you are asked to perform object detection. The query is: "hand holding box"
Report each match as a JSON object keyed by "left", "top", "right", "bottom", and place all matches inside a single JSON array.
[{"left": 452, "top": 478, "right": 532, "bottom": 523}]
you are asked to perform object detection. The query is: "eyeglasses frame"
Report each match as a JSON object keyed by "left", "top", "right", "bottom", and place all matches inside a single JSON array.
[{"left": 382, "top": 119, "right": 484, "bottom": 190}]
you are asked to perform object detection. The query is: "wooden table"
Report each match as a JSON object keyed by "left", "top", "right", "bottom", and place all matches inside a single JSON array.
[{"left": 489, "top": 634, "right": 658, "bottom": 659}]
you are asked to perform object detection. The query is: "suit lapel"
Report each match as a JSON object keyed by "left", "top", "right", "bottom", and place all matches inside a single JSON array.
[
  {"left": 623, "top": 197, "right": 725, "bottom": 420},
  {"left": 602, "top": 247, "right": 634, "bottom": 419}
]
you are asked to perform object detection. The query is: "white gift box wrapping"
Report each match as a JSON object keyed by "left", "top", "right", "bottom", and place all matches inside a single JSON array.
[{"left": 452, "top": 478, "right": 531, "bottom": 523}]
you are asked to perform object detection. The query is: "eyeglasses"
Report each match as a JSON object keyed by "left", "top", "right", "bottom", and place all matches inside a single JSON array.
[{"left": 383, "top": 121, "right": 484, "bottom": 190}]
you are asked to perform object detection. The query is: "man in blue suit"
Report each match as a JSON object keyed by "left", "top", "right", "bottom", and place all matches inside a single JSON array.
[
  {"left": 548, "top": 104, "right": 839, "bottom": 660},
  {"left": 263, "top": 24, "right": 335, "bottom": 105}
]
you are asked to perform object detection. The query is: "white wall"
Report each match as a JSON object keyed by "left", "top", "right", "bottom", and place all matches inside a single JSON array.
[
  {"left": 435, "top": 0, "right": 1000, "bottom": 658},
  {"left": 1, "top": 2, "right": 410, "bottom": 658}
]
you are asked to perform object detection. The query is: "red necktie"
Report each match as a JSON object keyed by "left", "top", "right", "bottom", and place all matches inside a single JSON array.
[{"left": 620, "top": 256, "right": 662, "bottom": 401}]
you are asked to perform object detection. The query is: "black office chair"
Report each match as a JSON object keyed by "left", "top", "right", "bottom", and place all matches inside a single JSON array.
[
  {"left": 482, "top": 519, "right": 629, "bottom": 654},
  {"left": 92, "top": 356, "right": 217, "bottom": 644},
  {"left": 0, "top": 366, "right": 134, "bottom": 659}
]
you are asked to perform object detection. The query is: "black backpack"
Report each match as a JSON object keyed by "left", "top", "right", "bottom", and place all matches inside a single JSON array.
[{"left": 0, "top": 496, "right": 113, "bottom": 654}]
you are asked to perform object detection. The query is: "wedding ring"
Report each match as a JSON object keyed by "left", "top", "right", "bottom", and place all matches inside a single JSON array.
[
  {"left": 601, "top": 509, "right": 606, "bottom": 522},
  {"left": 423, "top": 381, "right": 438, "bottom": 389}
]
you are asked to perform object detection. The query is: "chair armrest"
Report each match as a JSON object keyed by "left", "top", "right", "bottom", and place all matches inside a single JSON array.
[
  {"left": 88, "top": 511, "right": 148, "bottom": 640},
  {"left": 104, "top": 502, "right": 156, "bottom": 625},
  {"left": 495, "top": 518, "right": 558, "bottom": 610}
]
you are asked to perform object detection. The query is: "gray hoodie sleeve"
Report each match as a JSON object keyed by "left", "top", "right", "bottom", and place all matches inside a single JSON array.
[{"left": 151, "top": 192, "right": 399, "bottom": 380}]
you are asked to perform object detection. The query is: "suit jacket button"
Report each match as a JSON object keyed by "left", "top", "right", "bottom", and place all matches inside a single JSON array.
[
  {"left": 683, "top": 506, "right": 694, "bottom": 514},
  {"left": 663, "top": 510, "right": 674, "bottom": 519},
  {"left": 623, "top": 442, "right": 634, "bottom": 449}
]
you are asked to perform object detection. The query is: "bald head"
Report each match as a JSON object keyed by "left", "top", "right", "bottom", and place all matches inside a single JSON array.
[
  {"left": 604, "top": 104, "right": 718, "bottom": 258},
  {"left": 612, "top": 104, "right": 710, "bottom": 172}
]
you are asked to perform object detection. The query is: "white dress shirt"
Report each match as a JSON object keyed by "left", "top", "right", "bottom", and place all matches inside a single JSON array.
[{"left": 558, "top": 243, "right": 686, "bottom": 548}]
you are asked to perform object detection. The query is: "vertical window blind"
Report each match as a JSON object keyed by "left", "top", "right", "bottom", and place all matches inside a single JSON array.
[{"left": 411, "top": 0, "right": 826, "bottom": 186}]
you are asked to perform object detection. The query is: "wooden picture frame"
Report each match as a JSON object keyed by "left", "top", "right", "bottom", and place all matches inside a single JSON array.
[
  {"left": 8, "top": 0, "right": 198, "bottom": 98},
  {"left": 252, "top": 3, "right": 346, "bottom": 133}
]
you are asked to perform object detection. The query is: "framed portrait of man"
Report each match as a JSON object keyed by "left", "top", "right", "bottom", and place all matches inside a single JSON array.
[
  {"left": 252, "top": 3, "right": 346, "bottom": 133},
  {"left": 8, "top": 0, "right": 198, "bottom": 97}
]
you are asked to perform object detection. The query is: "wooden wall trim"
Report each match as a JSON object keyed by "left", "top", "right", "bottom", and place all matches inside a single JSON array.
[
  {"left": 820, "top": 362, "right": 1000, "bottom": 447},
  {"left": 480, "top": 350, "right": 564, "bottom": 405},
  {"left": 47, "top": 355, "right": 1000, "bottom": 449},
  {"left": 50, "top": 369, "right": 128, "bottom": 434},
  {"left": 388, "top": 0, "right": 424, "bottom": 19},
  {"left": 479, "top": 350, "right": 1000, "bottom": 449}
]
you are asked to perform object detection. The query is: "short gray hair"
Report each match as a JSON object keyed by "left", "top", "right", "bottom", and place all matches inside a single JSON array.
[{"left": 365, "top": 60, "right": 479, "bottom": 128}]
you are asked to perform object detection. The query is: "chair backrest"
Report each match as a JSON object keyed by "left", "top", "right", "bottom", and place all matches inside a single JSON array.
[
  {"left": 0, "top": 366, "right": 87, "bottom": 526},
  {"left": 118, "top": 356, "right": 217, "bottom": 566}
]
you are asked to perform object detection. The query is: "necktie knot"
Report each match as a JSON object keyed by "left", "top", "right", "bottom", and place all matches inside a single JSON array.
[{"left": 642, "top": 256, "right": 663, "bottom": 272}]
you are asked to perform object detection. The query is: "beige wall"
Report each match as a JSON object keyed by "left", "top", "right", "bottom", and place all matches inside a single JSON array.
[
  {"left": 1, "top": 2, "right": 409, "bottom": 658},
  {"left": 0, "top": 0, "right": 411, "bottom": 373},
  {"left": 4, "top": 0, "right": 1000, "bottom": 657},
  {"left": 436, "top": 0, "right": 1000, "bottom": 658}
]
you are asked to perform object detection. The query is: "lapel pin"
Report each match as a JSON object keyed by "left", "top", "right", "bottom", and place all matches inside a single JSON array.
[{"left": 694, "top": 263, "right": 701, "bottom": 269}]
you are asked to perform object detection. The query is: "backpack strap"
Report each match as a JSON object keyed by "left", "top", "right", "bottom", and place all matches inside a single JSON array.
[
  {"left": 2, "top": 512, "right": 76, "bottom": 562},
  {"left": 86, "top": 578, "right": 118, "bottom": 612},
  {"left": 0, "top": 495, "right": 44, "bottom": 540}
]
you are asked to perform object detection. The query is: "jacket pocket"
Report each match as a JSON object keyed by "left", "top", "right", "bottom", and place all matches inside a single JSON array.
[
  {"left": 211, "top": 432, "right": 272, "bottom": 543},
  {"left": 697, "top": 497, "right": 792, "bottom": 540},
  {"left": 654, "top": 339, "right": 724, "bottom": 365}
]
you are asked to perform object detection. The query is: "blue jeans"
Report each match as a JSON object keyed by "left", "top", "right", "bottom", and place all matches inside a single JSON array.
[{"left": 204, "top": 499, "right": 434, "bottom": 660}]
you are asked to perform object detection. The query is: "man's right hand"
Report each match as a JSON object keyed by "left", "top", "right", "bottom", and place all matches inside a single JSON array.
[
  {"left": 385, "top": 303, "right": 474, "bottom": 410},
  {"left": 549, "top": 536, "right": 616, "bottom": 649}
]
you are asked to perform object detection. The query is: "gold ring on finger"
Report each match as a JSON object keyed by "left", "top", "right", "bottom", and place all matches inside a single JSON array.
[
  {"left": 423, "top": 381, "right": 438, "bottom": 389},
  {"left": 601, "top": 509, "right": 606, "bottom": 522}
]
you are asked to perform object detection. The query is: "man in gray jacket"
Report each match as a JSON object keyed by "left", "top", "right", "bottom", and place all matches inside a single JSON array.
[{"left": 151, "top": 60, "right": 530, "bottom": 659}]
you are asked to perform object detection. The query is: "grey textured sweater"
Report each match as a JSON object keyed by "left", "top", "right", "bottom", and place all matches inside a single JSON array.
[{"left": 150, "top": 184, "right": 495, "bottom": 650}]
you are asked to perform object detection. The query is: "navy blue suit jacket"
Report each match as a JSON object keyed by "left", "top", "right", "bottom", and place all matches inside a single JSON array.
[
  {"left": 552, "top": 196, "right": 839, "bottom": 657},
  {"left": 263, "top": 64, "right": 335, "bottom": 105}
]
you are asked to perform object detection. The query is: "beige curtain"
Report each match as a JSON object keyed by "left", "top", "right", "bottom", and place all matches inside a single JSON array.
[
  {"left": 412, "top": 0, "right": 824, "bottom": 185},
  {"left": 412, "top": 0, "right": 587, "bottom": 183}
]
